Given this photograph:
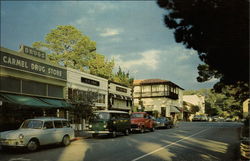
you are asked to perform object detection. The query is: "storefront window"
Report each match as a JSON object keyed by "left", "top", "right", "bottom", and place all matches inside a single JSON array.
[
  {"left": 48, "top": 84, "right": 63, "bottom": 98},
  {"left": 0, "top": 76, "right": 20, "bottom": 93},
  {"left": 22, "top": 80, "right": 46, "bottom": 96}
]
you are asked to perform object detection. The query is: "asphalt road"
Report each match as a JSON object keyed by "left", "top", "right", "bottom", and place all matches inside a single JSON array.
[{"left": 0, "top": 122, "right": 243, "bottom": 161}]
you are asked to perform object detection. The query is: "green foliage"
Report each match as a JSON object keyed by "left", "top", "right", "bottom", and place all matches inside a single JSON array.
[
  {"left": 33, "top": 25, "right": 96, "bottom": 71},
  {"left": 190, "top": 105, "right": 200, "bottom": 114},
  {"left": 88, "top": 53, "right": 114, "bottom": 79},
  {"left": 112, "top": 67, "right": 134, "bottom": 87},
  {"left": 157, "top": 0, "right": 249, "bottom": 102},
  {"left": 32, "top": 25, "right": 114, "bottom": 80},
  {"left": 184, "top": 88, "right": 242, "bottom": 118},
  {"left": 72, "top": 90, "right": 98, "bottom": 123}
]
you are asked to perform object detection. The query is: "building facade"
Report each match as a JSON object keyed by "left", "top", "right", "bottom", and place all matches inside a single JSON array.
[
  {"left": 0, "top": 46, "right": 71, "bottom": 131},
  {"left": 133, "top": 79, "right": 184, "bottom": 120},
  {"left": 108, "top": 81, "right": 133, "bottom": 112},
  {"left": 183, "top": 95, "right": 205, "bottom": 114}
]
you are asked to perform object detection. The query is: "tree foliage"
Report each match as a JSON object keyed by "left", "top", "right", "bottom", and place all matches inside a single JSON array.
[
  {"left": 112, "top": 67, "right": 134, "bottom": 87},
  {"left": 157, "top": 0, "right": 249, "bottom": 101},
  {"left": 184, "top": 89, "right": 242, "bottom": 118},
  {"left": 32, "top": 25, "right": 114, "bottom": 79},
  {"left": 88, "top": 53, "right": 114, "bottom": 79}
]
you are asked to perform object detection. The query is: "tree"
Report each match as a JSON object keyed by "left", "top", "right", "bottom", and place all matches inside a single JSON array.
[
  {"left": 184, "top": 89, "right": 242, "bottom": 118},
  {"left": 190, "top": 105, "right": 200, "bottom": 114},
  {"left": 157, "top": 0, "right": 249, "bottom": 101},
  {"left": 88, "top": 53, "right": 114, "bottom": 79},
  {"left": 69, "top": 89, "right": 98, "bottom": 125},
  {"left": 32, "top": 25, "right": 114, "bottom": 78},
  {"left": 112, "top": 67, "right": 134, "bottom": 87}
]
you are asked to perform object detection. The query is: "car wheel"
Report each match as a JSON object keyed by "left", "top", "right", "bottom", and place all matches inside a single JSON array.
[
  {"left": 92, "top": 134, "right": 98, "bottom": 138},
  {"left": 150, "top": 127, "right": 155, "bottom": 132},
  {"left": 124, "top": 129, "right": 129, "bottom": 136},
  {"left": 27, "top": 139, "right": 39, "bottom": 152},
  {"left": 140, "top": 127, "right": 145, "bottom": 133},
  {"left": 110, "top": 131, "right": 117, "bottom": 138},
  {"left": 62, "top": 135, "right": 70, "bottom": 146}
]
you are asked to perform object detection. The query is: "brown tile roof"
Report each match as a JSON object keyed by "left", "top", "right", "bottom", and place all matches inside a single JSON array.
[
  {"left": 133, "top": 79, "right": 169, "bottom": 85},
  {"left": 133, "top": 79, "right": 184, "bottom": 90}
]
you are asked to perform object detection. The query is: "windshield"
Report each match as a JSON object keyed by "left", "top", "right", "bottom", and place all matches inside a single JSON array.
[
  {"left": 131, "top": 113, "right": 144, "bottom": 118},
  {"left": 90, "top": 112, "right": 110, "bottom": 122},
  {"left": 20, "top": 120, "right": 43, "bottom": 129}
]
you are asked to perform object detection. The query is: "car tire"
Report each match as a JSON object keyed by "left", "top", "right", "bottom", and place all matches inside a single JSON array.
[
  {"left": 92, "top": 134, "right": 98, "bottom": 138},
  {"left": 110, "top": 131, "right": 117, "bottom": 138},
  {"left": 62, "top": 135, "right": 70, "bottom": 146},
  {"left": 150, "top": 127, "right": 155, "bottom": 132},
  {"left": 27, "top": 139, "right": 39, "bottom": 152},
  {"left": 140, "top": 127, "right": 145, "bottom": 133},
  {"left": 124, "top": 129, "right": 129, "bottom": 136}
]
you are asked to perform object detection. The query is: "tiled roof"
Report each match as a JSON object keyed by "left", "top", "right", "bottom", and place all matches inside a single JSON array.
[
  {"left": 133, "top": 79, "right": 169, "bottom": 85},
  {"left": 133, "top": 79, "right": 184, "bottom": 90}
]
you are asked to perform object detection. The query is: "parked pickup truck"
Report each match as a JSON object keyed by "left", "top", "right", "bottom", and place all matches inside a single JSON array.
[{"left": 130, "top": 112, "right": 155, "bottom": 133}]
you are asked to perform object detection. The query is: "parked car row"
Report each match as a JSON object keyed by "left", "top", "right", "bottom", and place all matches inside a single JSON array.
[
  {"left": 87, "top": 111, "right": 175, "bottom": 138},
  {"left": 0, "top": 111, "right": 175, "bottom": 152}
]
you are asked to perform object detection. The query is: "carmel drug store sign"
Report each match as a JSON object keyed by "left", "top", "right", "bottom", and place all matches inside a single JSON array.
[{"left": 0, "top": 52, "right": 67, "bottom": 80}]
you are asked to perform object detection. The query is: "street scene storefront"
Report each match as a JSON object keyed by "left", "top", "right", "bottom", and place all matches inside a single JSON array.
[
  {"left": 66, "top": 68, "right": 108, "bottom": 129},
  {"left": 108, "top": 81, "right": 133, "bottom": 112},
  {"left": 0, "top": 46, "right": 71, "bottom": 131}
]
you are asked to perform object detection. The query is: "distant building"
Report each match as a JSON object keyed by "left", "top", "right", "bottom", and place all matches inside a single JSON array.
[
  {"left": 243, "top": 99, "right": 250, "bottom": 118},
  {"left": 183, "top": 95, "right": 205, "bottom": 114},
  {"left": 108, "top": 81, "right": 133, "bottom": 112},
  {"left": 133, "top": 79, "right": 184, "bottom": 120}
]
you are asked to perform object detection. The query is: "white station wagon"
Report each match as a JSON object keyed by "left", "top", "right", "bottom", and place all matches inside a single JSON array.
[{"left": 0, "top": 117, "right": 75, "bottom": 151}]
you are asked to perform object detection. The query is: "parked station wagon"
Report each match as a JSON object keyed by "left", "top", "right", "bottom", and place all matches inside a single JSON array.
[
  {"left": 87, "top": 110, "right": 131, "bottom": 138},
  {"left": 0, "top": 117, "right": 75, "bottom": 151}
]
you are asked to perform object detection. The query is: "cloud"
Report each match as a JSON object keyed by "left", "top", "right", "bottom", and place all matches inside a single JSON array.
[
  {"left": 87, "top": 3, "right": 118, "bottom": 14},
  {"left": 100, "top": 28, "right": 122, "bottom": 37},
  {"left": 112, "top": 50, "right": 161, "bottom": 71}
]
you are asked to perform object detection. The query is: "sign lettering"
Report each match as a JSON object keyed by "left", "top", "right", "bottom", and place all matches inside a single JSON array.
[
  {"left": 0, "top": 52, "right": 66, "bottom": 80},
  {"left": 81, "top": 77, "right": 100, "bottom": 86},
  {"left": 20, "top": 45, "right": 46, "bottom": 60},
  {"left": 116, "top": 86, "right": 127, "bottom": 93}
]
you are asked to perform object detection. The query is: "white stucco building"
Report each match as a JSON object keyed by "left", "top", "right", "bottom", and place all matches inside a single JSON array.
[
  {"left": 183, "top": 95, "right": 205, "bottom": 114},
  {"left": 133, "top": 79, "right": 184, "bottom": 119},
  {"left": 66, "top": 68, "right": 108, "bottom": 110},
  {"left": 108, "top": 81, "right": 133, "bottom": 112}
]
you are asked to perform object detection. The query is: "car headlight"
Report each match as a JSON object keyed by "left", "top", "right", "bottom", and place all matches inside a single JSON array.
[
  {"left": 89, "top": 125, "right": 92, "bottom": 128},
  {"left": 19, "top": 134, "right": 24, "bottom": 139}
]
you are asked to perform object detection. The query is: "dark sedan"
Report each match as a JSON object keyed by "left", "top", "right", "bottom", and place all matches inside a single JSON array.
[{"left": 155, "top": 117, "right": 174, "bottom": 129}]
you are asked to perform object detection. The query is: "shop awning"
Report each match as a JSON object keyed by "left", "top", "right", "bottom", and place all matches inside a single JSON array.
[
  {"left": 109, "top": 93, "right": 132, "bottom": 101},
  {"left": 39, "top": 98, "right": 73, "bottom": 108},
  {"left": 170, "top": 106, "right": 181, "bottom": 113},
  {"left": 0, "top": 93, "right": 53, "bottom": 108}
]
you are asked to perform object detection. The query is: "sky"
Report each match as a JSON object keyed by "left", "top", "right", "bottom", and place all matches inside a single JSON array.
[{"left": 0, "top": 1, "right": 218, "bottom": 90}]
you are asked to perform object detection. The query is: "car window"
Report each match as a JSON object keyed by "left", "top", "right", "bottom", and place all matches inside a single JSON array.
[
  {"left": 20, "top": 120, "right": 43, "bottom": 129},
  {"left": 131, "top": 113, "right": 144, "bottom": 118},
  {"left": 62, "top": 121, "right": 71, "bottom": 128},
  {"left": 54, "top": 120, "right": 63, "bottom": 128},
  {"left": 44, "top": 121, "right": 54, "bottom": 129}
]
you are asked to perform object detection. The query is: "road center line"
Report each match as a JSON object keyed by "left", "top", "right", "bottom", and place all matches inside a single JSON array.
[{"left": 131, "top": 128, "right": 209, "bottom": 161}]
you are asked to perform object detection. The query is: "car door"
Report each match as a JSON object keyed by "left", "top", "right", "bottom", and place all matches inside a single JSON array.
[
  {"left": 144, "top": 114, "right": 151, "bottom": 129},
  {"left": 40, "top": 121, "right": 56, "bottom": 145},
  {"left": 54, "top": 120, "right": 64, "bottom": 143}
]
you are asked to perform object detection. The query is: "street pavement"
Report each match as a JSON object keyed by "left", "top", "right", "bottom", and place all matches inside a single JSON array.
[{"left": 0, "top": 122, "right": 243, "bottom": 161}]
